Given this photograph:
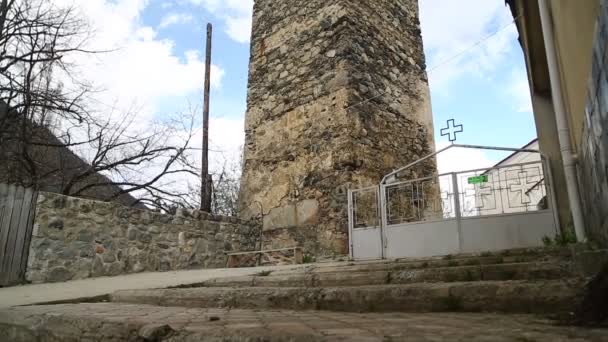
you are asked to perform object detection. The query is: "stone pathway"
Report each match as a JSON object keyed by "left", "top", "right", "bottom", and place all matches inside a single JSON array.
[
  {"left": 1, "top": 303, "right": 606, "bottom": 341},
  {"left": 0, "top": 264, "right": 302, "bottom": 308}
]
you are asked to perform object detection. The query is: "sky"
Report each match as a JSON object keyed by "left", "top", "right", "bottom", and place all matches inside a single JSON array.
[{"left": 59, "top": 0, "right": 539, "bottom": 177}]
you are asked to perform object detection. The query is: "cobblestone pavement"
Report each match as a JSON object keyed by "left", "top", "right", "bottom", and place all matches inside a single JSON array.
[{"left": 1, "top": 303, "right": 607, "bottom": 341}]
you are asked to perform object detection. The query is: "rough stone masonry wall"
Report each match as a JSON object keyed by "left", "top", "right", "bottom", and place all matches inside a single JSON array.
[
  {"left": 26, "top": 192, "right": 260, "bottom": 283},
  {"left": 240, "top": 0, "right": 436, "bottom": 256},
  {"left": 580, "top": 0, "right": 608, "bottom": 246}
]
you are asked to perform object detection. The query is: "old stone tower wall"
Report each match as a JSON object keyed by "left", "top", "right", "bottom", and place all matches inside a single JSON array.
[{"left": 240, "top": 0, "right": 436, "bottom": 256}]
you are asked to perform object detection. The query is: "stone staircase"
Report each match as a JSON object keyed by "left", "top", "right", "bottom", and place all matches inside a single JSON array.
[{"left": 1, "top": 246, "right": 608, "bottom": 341}]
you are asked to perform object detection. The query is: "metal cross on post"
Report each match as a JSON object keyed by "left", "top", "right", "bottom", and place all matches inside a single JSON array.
[{"left": 440, "top": 119, "right": 464, "bottom": 144}]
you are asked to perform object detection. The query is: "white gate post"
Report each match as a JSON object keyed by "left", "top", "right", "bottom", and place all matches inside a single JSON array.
[
  {"left": 347, "top": 189, "right": 354, "bottom": 261},
  {"left": 379, "top": 184, "right": 387, "bottom": 259},
  {"left": 451, "top": 173, "right": 464, "bottom": 253}
]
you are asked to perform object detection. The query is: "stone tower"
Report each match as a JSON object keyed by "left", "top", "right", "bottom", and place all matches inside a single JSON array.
[{"left": 240, "top": 0, "right": 436, "bottom": 256}]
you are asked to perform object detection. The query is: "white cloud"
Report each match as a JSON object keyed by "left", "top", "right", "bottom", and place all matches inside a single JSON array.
[
  {"left": 159, "top": 13, "right": 194, "bottom": 29},
  {"left": 47, "top": 0, "right": 232, "bottom": 200},
  {"left": 435, "top": 141, "right": 498, "bottom": 174},
  {"left": 420, "top": 0, "right": 518, "bottom": 90},
  {"left": 189, "top": 0, "right": 253, "bottom": 43},
  {"left": 508, "top": 70, "right": 533, "bottom": 113},
  {"left": 55, "top": 0, "right": 224, "bottom": 120},
  {"left": 224, "top": 15, "right": 252, "bottom": 44},
  {"left": 208, "top": 117, "right": 245, "bottom": 172}
]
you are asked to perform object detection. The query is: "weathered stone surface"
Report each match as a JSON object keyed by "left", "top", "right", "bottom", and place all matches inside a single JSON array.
[
  {"left": 110, "top": 278, "right": 585, "bottom": 315},
  {"left": 580, "top": 4, "right": 608, "bottom": 246},
  {"left": 239, "top": 0, "right": 437, "bottom": 257},
  {"left": 2, "top": 303, "right": 607, "bottom": 342},
  {"left": 139, "top": 324, "right": 175, "bottom": 340},
  {"left": 46, "top": 267, "right": 72, "bottom": 283},
  {"left": 26, "top": 192, "right": 261, "bottom": 284},
  {"left": 263, "top": 205, "right": 297, "bottom": 231}
]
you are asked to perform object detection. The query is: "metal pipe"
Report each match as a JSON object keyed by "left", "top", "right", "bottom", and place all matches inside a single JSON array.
[{"left": 538, "top": 0, "right": 587, "bottom": 242}]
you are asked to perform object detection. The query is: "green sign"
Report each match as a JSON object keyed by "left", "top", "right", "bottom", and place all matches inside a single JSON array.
[{"left": 468, "top": 175, "right": 489, "bottom": 185}]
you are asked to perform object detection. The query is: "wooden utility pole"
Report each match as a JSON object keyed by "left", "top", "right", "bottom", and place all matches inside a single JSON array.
[{"left": 201, "top": 23, "right": 213, "bottom": 212}]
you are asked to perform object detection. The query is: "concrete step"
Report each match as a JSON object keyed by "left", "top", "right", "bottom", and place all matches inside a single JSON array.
[
  {"left": 2, "top": 303, "right": 607, "bottom": 342},
  {"left": 313, "top": 251, "right": 572, "bottom": 274},
  {"left": 265, "top": 245, "right": 576, "bottom": 278},
  {"left": 195, "top": 261, "right": 575, "bottom": 288},
  {"left": 111, "top": 278, "right": 586, "bottom": 315}
]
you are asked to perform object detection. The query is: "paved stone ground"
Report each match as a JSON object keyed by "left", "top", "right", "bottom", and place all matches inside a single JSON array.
[
  {"left": 0, "top": 303, "right": 607, "bottom": 341},
  {"left": 0, "top": 264, "right": 302, "bottom": 308}
]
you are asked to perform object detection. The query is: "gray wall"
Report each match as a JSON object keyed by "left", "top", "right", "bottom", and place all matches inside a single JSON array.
[
  {"left": 26, "top": 192, "right": 260, "bottom": 283},
  {"left": 580, "top": 0, "right": 608, "bottom": 246}
]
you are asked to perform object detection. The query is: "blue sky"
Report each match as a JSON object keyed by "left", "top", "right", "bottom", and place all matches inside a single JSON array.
[{"left": 64, "top": 0, "right": 539, "bottom": 175}]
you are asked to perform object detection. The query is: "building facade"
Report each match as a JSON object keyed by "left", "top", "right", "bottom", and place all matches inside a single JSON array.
[
  {"left": 506, "top": 0, "right": 608, "bottom": 245},
  {"left": 472, "top": 139, "right": 547, "bottom": 217},
  {"left": 239, "top": 0, "right": 436, "bottom": 256}
]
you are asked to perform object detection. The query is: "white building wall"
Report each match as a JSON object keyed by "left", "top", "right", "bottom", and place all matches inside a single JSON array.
[{"left": 470, "top": 141, "right": 546, "bottom": 216}]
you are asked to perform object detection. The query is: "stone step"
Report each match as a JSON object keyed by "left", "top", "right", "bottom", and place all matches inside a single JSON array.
[
  {"left": 2, "top": 303, "right": 606, "bottom": 342},
  {"left": 111, "top": 278, "right": 586, "bottom": 315},
  {"left": 259, "top": 245, "right": 575, "bottom": 279},
  {"left": 308, "top": 250, "right": 573, "bottom": 275},
  {"left": 197, "top": 261, "right": 575, "bottom": 288}
]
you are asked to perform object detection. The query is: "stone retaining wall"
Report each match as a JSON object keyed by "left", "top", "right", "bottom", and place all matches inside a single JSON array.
[{"left": 26, "top": 192, "right": 260, "bottom": 283}]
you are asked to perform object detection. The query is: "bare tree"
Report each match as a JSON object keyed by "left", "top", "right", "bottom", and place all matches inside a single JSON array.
[
  {"left": 0, "top": 0, "right": 200, "bottom": 209},
  {"left": 211, "top": 151, "right": 241, "bottom": 216},
  {"left": 176, "top": 149, "right": 242, "bottom": 216}
]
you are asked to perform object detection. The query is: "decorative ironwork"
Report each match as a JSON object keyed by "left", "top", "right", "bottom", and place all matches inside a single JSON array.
[
  {"left": 385, "top": 175, "right": 454, "bottom": 225},
  {"left": 440, "top": 119, "right": 464, "bottom": 143},
  {"left": 352, "top": 187, "right": 380, "bottom": 229},
  {"left": 380, "top": 161, "right": 550, "bottom": 226},
  {"left": 474, "top": 182, "right": 494, "bottom": 209},
  {"left": 505, "top": 166, "right": 544, "bottom": 210},
  {"left": 347, "top": 143, "right": 557, "bottom": 261}
]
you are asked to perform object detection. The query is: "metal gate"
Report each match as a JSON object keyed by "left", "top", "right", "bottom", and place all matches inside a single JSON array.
[
  {"left": 0, "top": 183, "right": 38, "bottom": 286},
  {"left": 347, "top": 186, "right": 383, "bottom": 260},
  {"left": 348, "top": 144, "right": 560, "bottom": 260}
]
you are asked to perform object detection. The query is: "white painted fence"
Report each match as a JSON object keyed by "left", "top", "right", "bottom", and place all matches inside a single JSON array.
[{"left": 348, "top": 145, "right": 560, "bottom": 260}]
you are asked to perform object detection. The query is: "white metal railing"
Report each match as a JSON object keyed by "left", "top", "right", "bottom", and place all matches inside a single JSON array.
[
  {"left": 380, "top": 160, "right": 552, "bottom": 228},
  {"left": 347, "top": 144, "right": 561, "bottom": 260},
  {"left": 349, "top": 144, "right": 560, "bottom": 233}
]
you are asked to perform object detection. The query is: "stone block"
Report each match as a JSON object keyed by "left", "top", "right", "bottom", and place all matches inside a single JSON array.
[
  {"left": 47, "top": 267, "right": 72, "bottom": 283},
  {"left": 138, "top": 324, "right": 175, "bottom": 340},
  {"left": 296, "top": 199, "right": 319, "bottom": 225},
  {"left": 263, "top": 205, "right": 297, "bottom": 231},
  {"left": 47, "top": 218, "right": 64, "bottom": 230}
]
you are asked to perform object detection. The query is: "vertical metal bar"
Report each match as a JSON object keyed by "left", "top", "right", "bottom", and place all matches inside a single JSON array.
[
  {"left": 451, "top": 173, "right": 463, "bottom": 253},
  {"left": 201, "top": 23, "right": 213, "bottom": 212},
  {"left": 379, "top": 185, "right": 387, "bottom": 259},
  {"left": 543, "top": 157, "right": 561, "bottom": 235},
  {"left": 347, "top": 189, "right": 354, "bottom": 260},
  {"left": 497, "top": 165, "right": 504, "bottom": 215}
]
